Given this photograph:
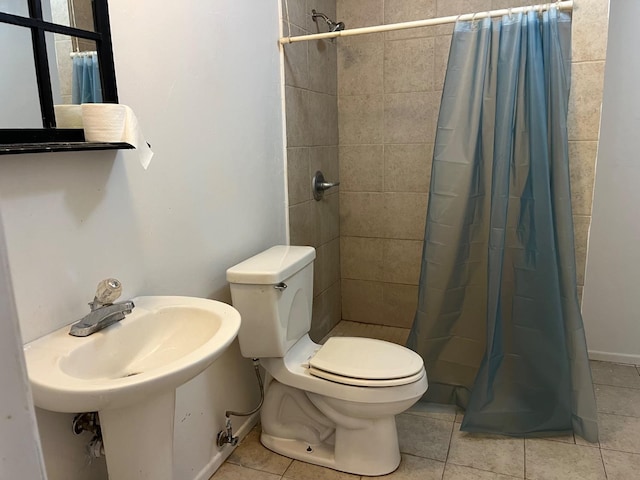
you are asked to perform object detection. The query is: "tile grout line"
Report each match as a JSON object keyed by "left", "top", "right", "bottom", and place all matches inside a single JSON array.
[
  {"left": 440, "top": 419, "right": 455, "bottom": 480},
  {"left": 594, "top": 382, "right": 640, "bottom": 390},
  {"left": 595, "top": 380, "right": 640, "bottom": 389},
  {"left": 599, "top": 446, "right": 609, "bottom": 480},
  {"left": 523, "top": 434, "right": 527, "bottom": 479},
  {"left": 597, "top": 411, "right": 640, "bottom": 420}
]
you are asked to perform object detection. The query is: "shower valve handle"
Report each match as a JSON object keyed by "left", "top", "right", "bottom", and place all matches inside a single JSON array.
[{"left": 312, "top": 171, "right": 340, "bottom": 201}]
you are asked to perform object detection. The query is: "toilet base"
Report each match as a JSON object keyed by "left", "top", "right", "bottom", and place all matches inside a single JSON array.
[
  {"left": 259, "top": 380, "right": 402, "bottom": 476},
  {"left": 260, "top": 416, "right": 401, "bottom": 477}
]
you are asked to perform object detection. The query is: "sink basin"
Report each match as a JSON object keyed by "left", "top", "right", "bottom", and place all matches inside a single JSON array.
[
  {"left": 25, "top": 296, "right": 241, "bottom": 413},
  {"left": 23, "top": 296, "right": 241, "bottom": 480}
]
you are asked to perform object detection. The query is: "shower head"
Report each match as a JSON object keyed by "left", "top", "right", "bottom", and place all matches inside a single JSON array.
[
  {"left": 311, "top": 9, "right": 346, "bottom": 33},
  {"left": 331, "top": 21, "right": 345, "bottom": 32}
]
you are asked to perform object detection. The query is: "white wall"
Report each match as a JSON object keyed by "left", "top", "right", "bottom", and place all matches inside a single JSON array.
[
  {"left": 582, "top": 0, "right": 640, "bottom": 365},
  {"left": 0, "top": 0, "right": 286, "bottom": 478},
  {"left": 0, "top": 220, "right": 47, "bottom": 480}
]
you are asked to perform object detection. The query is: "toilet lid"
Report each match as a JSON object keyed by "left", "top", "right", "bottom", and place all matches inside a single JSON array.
[{"left": 307, "top": 337, "right": 424, "bottom": 387}]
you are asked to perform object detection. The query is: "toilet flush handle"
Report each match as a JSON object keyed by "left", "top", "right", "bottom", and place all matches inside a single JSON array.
[{"left": 274, "top": 282, "right": 287, "bottom": 291}]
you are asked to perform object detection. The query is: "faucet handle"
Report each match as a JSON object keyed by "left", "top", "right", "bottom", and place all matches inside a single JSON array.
[{"left": 92, "top": 278, "right": 122, "bottom": 307}]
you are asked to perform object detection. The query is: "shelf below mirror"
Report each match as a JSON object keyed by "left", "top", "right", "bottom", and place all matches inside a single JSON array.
[{"left": 0, "top": 129, "right": 134, "bottom": 155}]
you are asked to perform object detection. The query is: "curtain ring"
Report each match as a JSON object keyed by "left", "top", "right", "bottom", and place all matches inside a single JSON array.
[{"left": 508, "top": 8, "right": 513, "bottom": 19}]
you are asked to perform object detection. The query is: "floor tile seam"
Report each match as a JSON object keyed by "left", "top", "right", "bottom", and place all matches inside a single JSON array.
[
  {"left": 400, "top": 448, "right": 449, "bottom": 464},
  {"left": 401, "top": 451, "right": 446, "bottom": 464},
  {"left": 524, "top": 436, "right": 595, "bottom": 448},
  {"left": 224, "top": 457, "right": 245, "bottom": 469},
  {"left": 573, "top": 440, "right": 600, "bottom": 449},
  {"left": 550, "top": 432, "right": 578, "bottom": 445},
  {"left": 599, "top": 445, "right": 640, "bottom": 455},
  {"left": 440, "top": 421, "right": 455, "bottom": 480},
  {"left": 523, "top": 426, "right": 527, "bottom": 479},
  {"left": 225, "top": 457, "right": 294, "bottom": 478},
  {"left": 281, "top": 459, "right": 299, "bottom": 479},
  {"left": 227, "top": 460, "right": 291, "bottom": 478},
  {"left": 599, "top": 448, "right": 640, "bottom": 456},
  {"left": 400, "top": 412, "right": 454, "bottom": 425},
  {"left": 453, "top": 420, "right": 534, "bottom": 443},
  {"left": 596, "top": 410, "right": 640, "bottom": 419},
  {"left": 448, "top": 423, "right": 526, "bottom": 477},
  {"left": 398, "top": 451, "right": 446, "bottom": 479},
  {"left": 598, "top": 447, "right": 610, "bottom": 480},
  {"left": 594, "top": 382, "right": 640, "bottom": 390},
  {"left": 445, "top": 459, "right": 524, "bottom": 479},
  {"left": 402, "top": 410, "right": 456, "bottom": 422}
]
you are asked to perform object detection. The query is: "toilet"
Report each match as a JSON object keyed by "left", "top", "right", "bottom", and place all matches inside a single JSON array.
[{"left": 227, "top": 246, "right": 428, "bottom": 476}]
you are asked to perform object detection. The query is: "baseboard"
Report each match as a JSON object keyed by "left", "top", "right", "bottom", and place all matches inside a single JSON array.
[
  {"left": 588, "top": 350, "right": 640, "bottom": 366},
  {"left": 192, "top": 412, "right": 260, "bottom": 480}
]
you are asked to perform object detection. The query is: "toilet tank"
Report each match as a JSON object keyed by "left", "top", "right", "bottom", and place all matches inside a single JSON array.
[{"left": 226, "top": 246, "right": 316, "bottom": 358}]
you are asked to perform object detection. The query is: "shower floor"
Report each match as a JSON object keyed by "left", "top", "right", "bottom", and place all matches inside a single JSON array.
[{"left": 213, "top": 320, "right": 640, "bottom": 480}]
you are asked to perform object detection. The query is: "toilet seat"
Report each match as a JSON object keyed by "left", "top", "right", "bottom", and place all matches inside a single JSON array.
[
  {"left": 307, "top": 337, "right": 424, "bottom": 387},
  {"left": 261, "top": 335, "right": 428, "bottom": 405}
]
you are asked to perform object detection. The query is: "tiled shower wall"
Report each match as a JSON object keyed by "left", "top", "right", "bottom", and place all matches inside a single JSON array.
[
  {"left": 336, "top": 0, "right": 609, "bottom": 328},
  {"left": 283, "top": 0, "right": 608, "bottom": 332},
  {"left": 283, "top": 0, "right": 342, "bottom": 341}
]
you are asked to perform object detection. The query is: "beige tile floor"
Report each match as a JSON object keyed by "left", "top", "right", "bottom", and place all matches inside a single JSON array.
[{"left": 211, "top": 321, "right": 640, "bottom": 480}]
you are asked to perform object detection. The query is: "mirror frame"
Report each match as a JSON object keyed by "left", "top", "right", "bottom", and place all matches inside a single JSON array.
[{"left": 0, "top": 0, "right": 125, "bottom": 153}]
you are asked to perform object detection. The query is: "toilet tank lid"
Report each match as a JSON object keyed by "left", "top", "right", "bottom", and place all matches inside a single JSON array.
[{"left": 227, "top": 246, "right": 316, "bottom": 284}]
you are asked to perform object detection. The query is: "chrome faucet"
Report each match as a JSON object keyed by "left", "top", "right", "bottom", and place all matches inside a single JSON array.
[{"left": 69, "top": 278, "right": 135, "bottom": 337}]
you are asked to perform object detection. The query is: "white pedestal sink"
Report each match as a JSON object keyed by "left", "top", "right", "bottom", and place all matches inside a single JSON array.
[{"left": 23, "top": 296, "right": 241, "bottom": 480}]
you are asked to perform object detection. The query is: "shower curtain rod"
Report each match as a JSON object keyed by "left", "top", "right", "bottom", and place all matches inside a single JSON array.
[
  {"left": 279, "top": 0, "right": 573, "bottom": 44},
  {"left": 70, "top": 50, "right": 97, "bottom": 57}
]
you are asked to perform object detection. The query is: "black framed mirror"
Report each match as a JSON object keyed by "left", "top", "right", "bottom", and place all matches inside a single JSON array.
[{"left": 0, "top": 0, "right": 130, "bottom": 154}]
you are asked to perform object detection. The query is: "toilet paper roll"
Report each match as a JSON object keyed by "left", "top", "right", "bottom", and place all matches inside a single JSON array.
[
  {"left": 54, "top": 105, "right": 84, "bottom": 128},
  {"left": 81, "top": 103, "right": 154, "bottom": 169}
]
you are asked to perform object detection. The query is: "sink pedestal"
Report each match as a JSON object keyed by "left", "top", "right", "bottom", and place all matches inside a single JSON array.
[
  {"left": 24, "top": 296, "right": 241, "bottom": 479},
  {"left": 99, "top": 390, "right": 176, "bottom": 480}
]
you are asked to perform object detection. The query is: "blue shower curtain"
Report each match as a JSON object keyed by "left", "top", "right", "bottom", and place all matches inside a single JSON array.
[
  {"left": 407, "top": 8, "right": 598, "bottom": 442},
  {"left": 72, "top": 53, "right": 103, "bottom": 104}
]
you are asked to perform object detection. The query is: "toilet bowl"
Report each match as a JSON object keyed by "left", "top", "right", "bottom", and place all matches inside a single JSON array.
[
  {"left": 227, "top": 246, "right": 428, "bottom": 476},
  {"left": 260, "top": 335, "right": 428, "bottom": 475}
]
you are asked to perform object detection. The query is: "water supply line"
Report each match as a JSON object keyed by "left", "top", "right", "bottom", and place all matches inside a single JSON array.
[
  {"left": 72, "top": 412, "right": 105, "bottom": 459},
  {"left": 216, "top": 358, "right": 264, "bottom": 448}
]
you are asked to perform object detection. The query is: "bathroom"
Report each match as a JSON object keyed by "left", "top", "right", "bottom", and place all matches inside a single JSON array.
[{"left": 1, "top": 0, "right": 639, "bottom": 479}]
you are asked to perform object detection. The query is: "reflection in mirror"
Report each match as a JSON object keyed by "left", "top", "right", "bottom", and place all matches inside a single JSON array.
[
  {"left": 48, "top": 34, "right": 100, "bottom": 107},
  {"left": 0, "top": 0, "right": 118, "bottom": 149},
  {"left": 47, "top": 0, "right": 95, "bottom": 33},
  {"left": 0, "top": 22, "right": 41, "bottom": 128},
  {"left": 70, "top": 50, "right": 102, "bottom": 104},
  {"left": 49, "top": 34, "right": 101, "bottom": 128},
  {"left": 0, "top": 0, "right": 29, "bottom": 17},
  {"left": 1, "top": 0, "right": 101, "bottom": 129}
]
